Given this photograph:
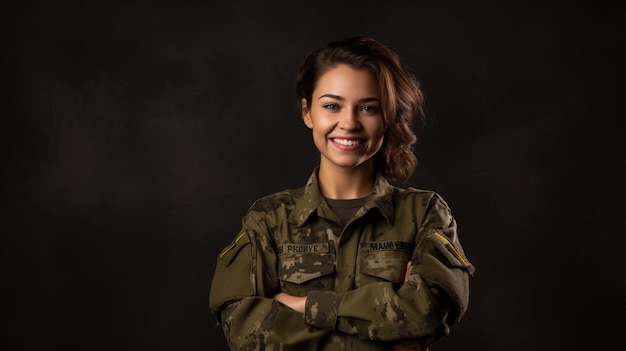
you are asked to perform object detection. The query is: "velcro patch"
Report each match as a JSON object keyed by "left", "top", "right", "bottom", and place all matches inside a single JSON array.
[
  {"left": 361, "top": 241, "right": 414, "bottom": 254},
  {"left": 277, "top": 243, "right": 329, "bottom": 255}
]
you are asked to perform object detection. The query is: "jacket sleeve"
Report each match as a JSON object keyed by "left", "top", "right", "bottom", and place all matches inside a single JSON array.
[
  {"left": 302, "top": 194, "right": 475, "bottom": 346},
  {"left": 209, "top": 210, "right": 331, "bottom": 350}
]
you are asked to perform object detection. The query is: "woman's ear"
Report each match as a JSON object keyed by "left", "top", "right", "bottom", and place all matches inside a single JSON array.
[{"left": 301, "top": 98, "right": 313, "bottom": 129}]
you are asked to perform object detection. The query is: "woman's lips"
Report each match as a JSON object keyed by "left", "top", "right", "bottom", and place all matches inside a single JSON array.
[{"left": 331, "top": 137, "right": 364, "bottom": 150}]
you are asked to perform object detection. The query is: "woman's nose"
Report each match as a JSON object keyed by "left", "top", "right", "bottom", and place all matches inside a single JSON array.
[{"left": 338, "top": 109, "right": 361, "bottom": 131}]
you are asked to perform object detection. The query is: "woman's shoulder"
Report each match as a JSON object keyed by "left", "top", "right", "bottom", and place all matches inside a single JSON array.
[
  {"left": 391, "top": 186, "right": 450, "bottom": 207},
  {"left": 247, "top": 186, "right": 306, "bottom": 214},
  {"left": 392, "top": 185, "right": 438, "bottom": 198}
]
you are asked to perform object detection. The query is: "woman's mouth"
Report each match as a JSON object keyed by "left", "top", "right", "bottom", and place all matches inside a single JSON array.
[
  {"left": 332, "top": 138, "right": 362, "bottom": 146},
  {"left": 331, "top": 137, "right": 365, "bottom": 150}
]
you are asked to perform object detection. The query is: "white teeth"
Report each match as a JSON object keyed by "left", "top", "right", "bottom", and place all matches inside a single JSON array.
[{"left": 333, "top": 138, "right": 361, "bottom": 146}]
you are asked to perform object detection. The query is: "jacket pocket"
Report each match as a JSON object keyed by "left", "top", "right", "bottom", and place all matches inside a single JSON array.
[
  {"left": 359, "top": 241, "right": 413, "bottom": 284},
  {"left": 278, "top": 253, "right": 335, "bottom": 295}
]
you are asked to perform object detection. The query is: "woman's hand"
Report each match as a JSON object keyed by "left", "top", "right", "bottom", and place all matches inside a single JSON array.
[
  {"left": 405, "top": 261, "right": 412, "bottom": 283},
  {"left": 273, "top": 292, "right": 307, "bottom": 313},
  {"left": 387, "top": 262, "right": 429, "bottom": 351}
]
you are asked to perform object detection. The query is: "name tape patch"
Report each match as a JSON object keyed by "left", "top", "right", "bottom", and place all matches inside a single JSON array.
[
  {"left": 278, "top": 243, "right": 329, "bottom": 255},
  {"left": 363, "top": 241, "right": 414, "bottom": 253}
]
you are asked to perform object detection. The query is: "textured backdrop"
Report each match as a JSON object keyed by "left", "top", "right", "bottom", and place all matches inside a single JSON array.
[{"left": 2, "top": 1, "right": 624, "bottom": 350}]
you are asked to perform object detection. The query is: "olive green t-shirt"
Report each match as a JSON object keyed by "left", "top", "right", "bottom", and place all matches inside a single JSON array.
[{"left": 324, "top": 196, "right": 368, "bottom": 225}]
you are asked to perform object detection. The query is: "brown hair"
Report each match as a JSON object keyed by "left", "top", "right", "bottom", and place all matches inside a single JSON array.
[{"left": 295, "top": 36, "right": 425, "bottom": 183}]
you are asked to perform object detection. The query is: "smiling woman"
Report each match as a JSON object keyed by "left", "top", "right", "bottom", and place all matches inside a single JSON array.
[
  {"left": 209, "top": 36, "right": 475, "bottom": 351},
  {"left": 302, "top": 64, "right": 386, "bottom": 198}
]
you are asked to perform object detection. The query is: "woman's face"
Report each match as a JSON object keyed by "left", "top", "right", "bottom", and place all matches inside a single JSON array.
[{"left": 302, "top": 64, "right": 385, "bottom": 173}]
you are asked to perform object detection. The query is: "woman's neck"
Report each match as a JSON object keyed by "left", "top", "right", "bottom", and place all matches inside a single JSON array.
[{"left": 317, "top": 161, "right": 376, "bottom": 200}]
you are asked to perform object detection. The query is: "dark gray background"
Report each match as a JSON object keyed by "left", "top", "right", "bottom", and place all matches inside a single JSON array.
[{"left": 2, "top": 1, "right": 624, "bottom": 350}]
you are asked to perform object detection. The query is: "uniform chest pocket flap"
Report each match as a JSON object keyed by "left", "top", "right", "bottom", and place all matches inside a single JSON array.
[
  {"left": 277, "top": 243, "right": 334, "bottom": 284},
  {"left": 360, "top": 241, "right": 413, "bottom": 283}
]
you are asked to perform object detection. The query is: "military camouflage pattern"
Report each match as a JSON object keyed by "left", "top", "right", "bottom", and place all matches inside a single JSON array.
[{"left": 209, "top": 167, "right": 474, "bottom": 351}]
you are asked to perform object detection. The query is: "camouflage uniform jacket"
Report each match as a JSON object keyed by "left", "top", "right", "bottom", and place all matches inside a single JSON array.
[{"left": 209, "top": 168, "right": 475, "bottom": 350}]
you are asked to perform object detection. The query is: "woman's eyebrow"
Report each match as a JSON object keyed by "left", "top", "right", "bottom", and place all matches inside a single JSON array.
[
  {"left": 318, "top": 93, "right": 345, "bottom": 100},
  {"left": 359, "top": 97, "right": 381, "bottom": 103},
  {"left": 318, "top": 94, "right": 380, "bottom": 103}
]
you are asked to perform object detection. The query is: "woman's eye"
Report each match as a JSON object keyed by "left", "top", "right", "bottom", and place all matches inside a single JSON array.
[
  {"left": 362, "top": 105, "right": 378, "bottom": 113},
  {"left": 323, "top": 104, "right": 340, "bottom": 110}
]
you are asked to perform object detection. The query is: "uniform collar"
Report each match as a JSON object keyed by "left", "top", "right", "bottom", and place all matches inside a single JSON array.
[{"left": 288, "top": 167, "right": 396, "bottom": 227}]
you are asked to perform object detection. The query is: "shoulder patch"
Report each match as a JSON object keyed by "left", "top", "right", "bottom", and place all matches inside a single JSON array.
[{"left": 219, "top": 232, "right": 246, "bottom": 259}]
